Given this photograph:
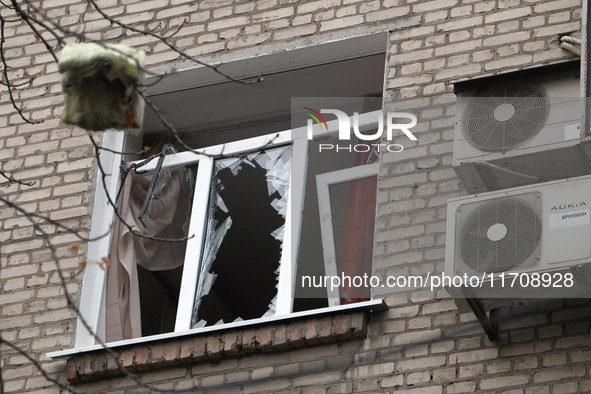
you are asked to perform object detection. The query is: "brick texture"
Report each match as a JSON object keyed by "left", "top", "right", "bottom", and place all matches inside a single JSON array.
[{"left": 1, "top": 0, "right": 589, "bottom": 393}]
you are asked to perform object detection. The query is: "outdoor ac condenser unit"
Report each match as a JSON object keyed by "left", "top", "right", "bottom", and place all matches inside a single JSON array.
[
  {"left": 453, "top": 69, "right": 591, "bottom": 193},
  {"left": 445, "top": 174, "right": 591, "bottom": 313}
]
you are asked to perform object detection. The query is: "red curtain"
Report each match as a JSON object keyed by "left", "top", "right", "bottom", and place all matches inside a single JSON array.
[{"left": 337, "top": 147, "right": 378, "bottom": 304}]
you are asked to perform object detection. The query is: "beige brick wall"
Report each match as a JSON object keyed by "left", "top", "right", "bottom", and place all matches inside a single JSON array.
[{"left": 0, "top": 0, "right": 589, "bottom": 393}]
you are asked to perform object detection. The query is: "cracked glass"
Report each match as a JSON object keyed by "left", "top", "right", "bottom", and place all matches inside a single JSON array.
[{"left": 191, "top": 145, "right": 292, "bottom": 328}]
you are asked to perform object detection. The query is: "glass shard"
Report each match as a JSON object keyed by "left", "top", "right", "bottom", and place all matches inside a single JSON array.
[{"left": 191, "top": 145, "right": 292, "bottom": 328}]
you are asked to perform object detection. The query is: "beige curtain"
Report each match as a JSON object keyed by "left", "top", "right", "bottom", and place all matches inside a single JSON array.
[{"left": 105, "top": 168, "right": 192, "bottom": 342}]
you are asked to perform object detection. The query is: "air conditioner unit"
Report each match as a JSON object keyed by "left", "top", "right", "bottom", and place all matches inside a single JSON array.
[
  {"left": 445, "top": 175, "right": 591, "bottom": 313},
  {"left": 453, "top": 69, "right": 591, "bottom": 194}
]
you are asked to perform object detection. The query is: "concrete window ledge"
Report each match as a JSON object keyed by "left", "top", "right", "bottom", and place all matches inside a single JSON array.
[{"left": 65, "top": 311, "right": 370, "bottom": 384}]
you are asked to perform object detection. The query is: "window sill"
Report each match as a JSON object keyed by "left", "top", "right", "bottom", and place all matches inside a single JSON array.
[{"left": 48, "top": 300, "right": 386, "bottom": 384}]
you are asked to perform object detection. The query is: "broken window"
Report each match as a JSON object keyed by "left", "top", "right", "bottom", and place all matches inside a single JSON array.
[
  {"left": 98, "top": 109, "right": 382, "bottom": 342},
  {"left": 191, "top": 146, "right": 291, "bottom": 327}
]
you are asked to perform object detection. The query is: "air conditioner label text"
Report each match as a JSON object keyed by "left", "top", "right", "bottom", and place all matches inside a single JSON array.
[
  {"left": 549, "top": 209, "right": 590, "bottom": 230},
  {"left": 550, "top": 202, "right": 587, "bottom": 211}
]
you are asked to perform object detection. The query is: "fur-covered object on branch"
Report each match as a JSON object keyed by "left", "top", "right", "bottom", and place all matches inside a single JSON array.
[{"left": 59, "top": 43, "right": 145, "bottom": 131}]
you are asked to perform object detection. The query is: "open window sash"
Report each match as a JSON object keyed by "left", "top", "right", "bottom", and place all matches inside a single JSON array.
[{"left": 316, "top": 163, "right": 379, "bottom": 306}]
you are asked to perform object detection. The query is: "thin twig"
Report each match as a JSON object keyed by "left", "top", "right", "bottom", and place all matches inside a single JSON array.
[
  {"left": 10, "top": 1, "right": 63, "bottom": 61},
  {"left": 0, "top": 77, "right": 34, "bottom": 87},
  {"left": 87, "top": 133, "right": 194, "bottom": 243},
  {"left": 0, "top": 195, "right": 111, "bottom": 243},
  {"left": 7, "top": 185, "right": 198, "bottom": 393},
  {"left": 0, "top": 336, "right": 82, "bottom": 394},
  {"left": 25, "top": 5, "right": 67, "bottom": 46},
  {"left": 0, "top": 14, "right": 40, "bottom": 124},
  {"left": 0, "top": 169, "right": 35, "bottom": 186},
  {"left": 22, "top": 0, "right": 159, "bottom": 80},
  {"left": 99, "top": 144, "right": 151, "bottom": 156},
  {"left": 138, "top": 88, "right": 281, "bottom": 161},
  {"left": 163, "top": 19, "right": 187, "bottom": 39},
  {"left": 85, "top": 0, "right": 261, "bottom": 85}
]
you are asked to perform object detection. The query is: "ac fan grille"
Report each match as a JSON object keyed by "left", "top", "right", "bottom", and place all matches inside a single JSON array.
[
  {"left": 454, "top": 192, "right": 542, "bottom": 275},
  {"left": 461, "top": 82, "right": 550, "bottom": 152}
]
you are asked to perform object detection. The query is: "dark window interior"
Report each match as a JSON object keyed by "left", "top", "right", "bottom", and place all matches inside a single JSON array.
[
  {"left": 196, "top": 161, "right": 285, "bottom": 325},
  {"left": 138, "top": 264, "right": 183, "bottom": 336}
]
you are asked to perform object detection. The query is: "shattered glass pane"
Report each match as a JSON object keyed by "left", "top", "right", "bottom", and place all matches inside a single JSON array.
[{"left": 191, "top": 145, "right": 292, "bottom": 328}]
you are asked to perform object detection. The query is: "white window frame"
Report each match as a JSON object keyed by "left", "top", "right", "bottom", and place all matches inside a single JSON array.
[
  {"left": 316, "top": 162, "right": 380, "bottom": 306},
  {"left": 69, "top": 110, "right": 383, "bottom": 350}
]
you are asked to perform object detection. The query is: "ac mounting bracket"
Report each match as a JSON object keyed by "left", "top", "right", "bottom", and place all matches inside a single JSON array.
[{"left": 462, "top": 288, "right": 498, "bottom": 341}]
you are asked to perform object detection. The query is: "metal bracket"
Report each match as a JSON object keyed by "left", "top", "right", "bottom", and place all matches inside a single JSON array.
[
  {"left": 462, "top": 288, "right": 498, "bottom": 341},
  {"left": 138, "top": 143, "right": 177, "bottom": 228},
  {"left": 465, "top": 298, "right": 498, "bottom": 341}
]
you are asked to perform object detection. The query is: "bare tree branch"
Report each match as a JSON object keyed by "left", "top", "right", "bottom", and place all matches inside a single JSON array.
[
  {"left": 0, "top": 14, "right": 40, "bottom": 124},
  {"left": 85, "top": 0, "right": 261, "bottom": 85},
  {"left": 0, "top": 169, "right": 35, "bottom": 186},
  {"left": 87, "top": 133, "right": 195, "bottom": 243},
  {"left": 0, "top": 194, "right": 111, "bottom": 243},
  {"left": 0, "top": 2, "right": 270, "bottom": 391},
  {"left": 10, "top": 1, "right": 63, "bottom": 60},
  {"left": 0, "top": 336, "right": 82, "bottom": 394}
]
